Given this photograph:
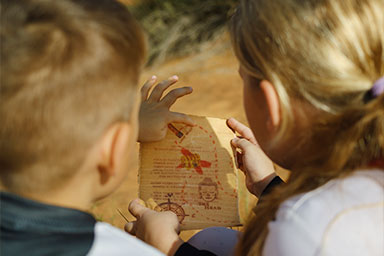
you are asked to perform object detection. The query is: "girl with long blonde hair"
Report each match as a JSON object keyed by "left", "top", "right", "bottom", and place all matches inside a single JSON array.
[
  {"left": 126, "top": 0, "right": 384, "bottom": 255},
  {"left": 230, "top": 0, "right": 384, "bottom": 255}
]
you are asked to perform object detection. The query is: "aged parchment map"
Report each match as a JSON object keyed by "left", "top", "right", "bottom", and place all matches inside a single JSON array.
[{"left": 139, "top": 116, "right": 242, "bottom": 230}]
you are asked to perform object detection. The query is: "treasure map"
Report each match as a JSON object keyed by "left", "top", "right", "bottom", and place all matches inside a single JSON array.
[{"left": 139, "top": 115, "right": 252, "bottom": 230}]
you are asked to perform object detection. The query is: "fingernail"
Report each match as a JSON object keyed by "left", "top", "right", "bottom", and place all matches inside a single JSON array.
[
  {"left": 151, "top": 75, "right": 157, "bottom": 80},
  {"left": 171, "top": 75, "right": 178, "bottom": 80}
]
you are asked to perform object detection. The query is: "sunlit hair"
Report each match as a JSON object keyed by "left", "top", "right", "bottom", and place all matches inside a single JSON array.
[
  {"left": 229, "top": 0, "right": 384, "bottom": 254},
  {"left": 0, "top": 0, "right": 146, "bottom": 193}
]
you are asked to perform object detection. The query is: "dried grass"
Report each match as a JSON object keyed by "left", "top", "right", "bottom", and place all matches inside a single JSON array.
[{"left": 129, "top": 0, "right": 238, "bottom": 65}]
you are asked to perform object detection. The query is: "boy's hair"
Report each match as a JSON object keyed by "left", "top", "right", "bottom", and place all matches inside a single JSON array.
[
  {"left": 0, "top": 0, "right": 146, "bottom": 193},
  {"left": 230, "top": 0, "right": 383, "bottom": 255}
]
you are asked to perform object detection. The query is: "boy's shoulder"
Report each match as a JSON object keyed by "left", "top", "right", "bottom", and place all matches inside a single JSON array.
[
  {"left": 88, "top": 222, "right": 164, "bottom": 256},
  {"left": 0, "top": 192, "right": 163, "bottom": 256}
]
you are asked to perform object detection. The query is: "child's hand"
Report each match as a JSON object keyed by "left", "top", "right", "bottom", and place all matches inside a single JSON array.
[
  {"left": 138, "top": 75, "right": 194, "bottom": 142},
  {"left": 227, "top": 118, "right": 276, "bottom": 197},
  {"left": 125, "top": 199, "right": 184, "bottom": 256}
]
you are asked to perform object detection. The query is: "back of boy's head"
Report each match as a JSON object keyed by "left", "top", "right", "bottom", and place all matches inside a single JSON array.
[{"left": 0, "top": 0, "right": 146, "bottom": 193}]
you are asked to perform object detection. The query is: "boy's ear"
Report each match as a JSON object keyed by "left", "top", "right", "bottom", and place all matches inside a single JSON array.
[
  {"left": 259, "top": 80, "right": 281, "bottom": 130},
  {"left": 97, "top": 122, "right": 133, "bottom": 185}
]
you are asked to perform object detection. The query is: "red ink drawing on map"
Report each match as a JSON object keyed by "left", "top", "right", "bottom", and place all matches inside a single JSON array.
[
  {"left": 168, "top": 124, "right": 184, "bottom": 138},
  {"left": 177, "top": 148, "right": 211, "bottom": 175}
]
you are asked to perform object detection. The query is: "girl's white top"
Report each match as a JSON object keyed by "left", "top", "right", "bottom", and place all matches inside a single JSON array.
[{"left": 264, "top": 169, "right": 384, "bottom": 256}]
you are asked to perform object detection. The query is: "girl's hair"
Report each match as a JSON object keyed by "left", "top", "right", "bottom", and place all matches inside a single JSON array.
[{"left": 229, "top": 0, "right": 384, "bottom": 254}]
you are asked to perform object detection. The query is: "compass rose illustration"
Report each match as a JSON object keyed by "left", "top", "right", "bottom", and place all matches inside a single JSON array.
[{"left": 155, "top": 193, "right": 188, "bottom": 224}]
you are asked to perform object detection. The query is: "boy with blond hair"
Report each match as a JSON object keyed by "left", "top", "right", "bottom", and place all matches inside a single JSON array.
[{"left": 0, "top": 0, "right": 193, "bottom": 255}]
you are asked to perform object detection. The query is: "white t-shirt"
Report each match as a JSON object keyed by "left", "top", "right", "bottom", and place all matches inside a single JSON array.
[
  {"left": 263, "top": 169, "right": 384, "bottom": 256},
  {"left": 87, "top": 222, "right": 164, "bottom": 256}
]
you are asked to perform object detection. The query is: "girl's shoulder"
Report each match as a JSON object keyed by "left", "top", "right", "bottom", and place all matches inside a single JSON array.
[
  {"left": 263, "top": 169, "right": 384, "bottom": 256},
  {"left": 279, "top": 169, "right": 384, "bottom": 218}
]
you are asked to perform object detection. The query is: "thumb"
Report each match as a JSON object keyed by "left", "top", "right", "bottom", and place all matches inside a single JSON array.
[
  {"left": 128, "top": 199, "right": 148, "bottom": 218},
  {"left": 168, "top": 112, "right": 195, "bottom": 126},
  {"left": 124, "top": 221, "right": 137, "bottom": 235},
  {"left": 231, "top": 137, "right": 254, "bottom": 151}
]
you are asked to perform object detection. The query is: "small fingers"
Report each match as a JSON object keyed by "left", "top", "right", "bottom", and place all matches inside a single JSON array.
[
  {"left": 124, "top": 221, "right": 137, "bottom": 235},
  {"left": 237, "top": 152, "right": 244, "bottom": 170},
  {"left": 148, "top": 75, "right": 179, "bottom": 102},
  {"left": 141, "top": 76, "right": 157, "bottom": 102},
  {"left": 227, "top": 118, "right": 257, "bottom": 144},
  {"left": 128, "top": 199, "right": 148, "bottom": 218},
  {"left": 168, "top": 112, "right": 195, "bottom": 126},
  {"left": 231, "top": 137, "right": 254, "bottom": 151},
  {"left": 231, "top": 140, "right": 244, "bottom": 170},
  {"left": 161, "top": 87, "right": 193, "bottom": 108}
]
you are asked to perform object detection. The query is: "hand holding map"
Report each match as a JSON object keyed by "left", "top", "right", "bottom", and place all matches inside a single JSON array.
[
  {"left": 138, "top": 75, "right": 194, "bottom": 142},
  {"left": 227, "top": 118, "right": 276, "bottom": 197}
]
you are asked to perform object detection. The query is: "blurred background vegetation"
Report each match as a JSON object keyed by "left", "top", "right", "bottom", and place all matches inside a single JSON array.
[{"left": 126, "top": 0, "right": 238, "bottom": 65}]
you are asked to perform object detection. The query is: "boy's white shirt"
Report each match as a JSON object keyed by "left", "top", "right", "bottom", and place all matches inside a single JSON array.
[
  {"left": 263, "top": 169, "right": 384, "bottom": 256},
  {"left": 87, "top": 222, "right": 164, "bottom": 256}
]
